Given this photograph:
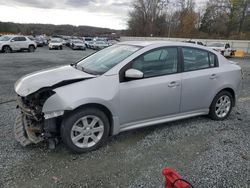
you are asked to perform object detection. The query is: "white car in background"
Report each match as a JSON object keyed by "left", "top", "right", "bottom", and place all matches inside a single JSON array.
[
  {"left": 207, "top": 43, "right": 235, "bottom": 57},
  {"left": 49, "top": 38, "right": 63, "bottom": 50},
  {"left": 92, "top": 41, "right": 109, "bottom": 50},
  {"left": 71, "top": 40, "right": 86, "bottom": 50},
  {"left": 0, "top": 35, "right": 37, "bottom": 53}
]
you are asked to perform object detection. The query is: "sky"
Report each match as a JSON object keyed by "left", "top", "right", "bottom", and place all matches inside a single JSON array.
[{"left": 0, "top": 0, "right": 207, "bottom": 30}]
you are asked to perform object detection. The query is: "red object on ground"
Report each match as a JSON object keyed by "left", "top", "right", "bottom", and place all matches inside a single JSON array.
[{"left": 162, "top": 168, "right": 191, "bottom": 188}]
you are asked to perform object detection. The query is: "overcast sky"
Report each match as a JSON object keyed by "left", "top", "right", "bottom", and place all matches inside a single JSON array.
[{"left": 0, "top": 0, "right": 207, "bottom": 30}]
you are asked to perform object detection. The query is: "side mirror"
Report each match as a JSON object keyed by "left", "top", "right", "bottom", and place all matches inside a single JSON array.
[
  {"left": 10, "top": 39, "right": 14, "bottom": 42},
  {"left": 125, "top": 69, "right": 144, "bottom": 79}
]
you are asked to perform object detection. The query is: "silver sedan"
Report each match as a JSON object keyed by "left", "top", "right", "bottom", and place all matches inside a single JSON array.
[{"left": 14, "top": 41, "right": 242, "bottom": 153}]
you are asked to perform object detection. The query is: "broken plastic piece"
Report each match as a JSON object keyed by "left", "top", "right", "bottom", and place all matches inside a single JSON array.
[{"left": 162, "top": 168, "right": 192, "bottom": 188}]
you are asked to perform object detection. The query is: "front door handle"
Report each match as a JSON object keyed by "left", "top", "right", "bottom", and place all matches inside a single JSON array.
[
  {"left": 210, "top": 74, "right": 217, "bottom": 79},
  {"left": 168, "top": 81, "right": 180, "bottom": 88}
]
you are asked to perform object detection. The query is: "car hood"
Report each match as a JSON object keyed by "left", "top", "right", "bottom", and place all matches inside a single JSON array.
[
  {"left": 0, "top": 41, "right": 7, "bottom": 45},
  {"left": 49, "top": 42, "right": 62, "bottom": 45},
  {"left": 74, "top": 43, "right": 85, "bottom": 46},
  {"left": 15, "top": 65, "right": 96, "bottom": 96}
]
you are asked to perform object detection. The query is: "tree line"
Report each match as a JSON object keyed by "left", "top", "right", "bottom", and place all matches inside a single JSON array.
[
  {"left": 0, "top": 22, "right": 120, "bottom": 37},
  {"left": 127, "top": 0, "right": 250, "bottom": 39}
]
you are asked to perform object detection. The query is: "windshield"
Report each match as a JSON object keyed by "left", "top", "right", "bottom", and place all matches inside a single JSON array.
[
  {"left": 208, "top": 43, "right": 224, "bottom": 47},
  {"left": 0, "top": 36, "right": 11, "bottom": 41},
  {"left": 77, "top": 44, "right": 141, "bottom": 75}
]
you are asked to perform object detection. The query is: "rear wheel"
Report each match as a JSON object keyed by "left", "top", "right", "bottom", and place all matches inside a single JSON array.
[
  {"left": 3, "top": 46, "right": 11, "bottom": 53},
  {"left": 61, "top": 108, "right": 110, "bottom": 153},
  {"left": 28, "top": 45, "right": 35, "bottom": 52},
  {"left": 209, "top": 91, "right": 233, "bottom": 120}
]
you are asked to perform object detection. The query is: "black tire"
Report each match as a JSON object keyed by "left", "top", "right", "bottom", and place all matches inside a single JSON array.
[
  {"left": 2, "top": 46, "right": 11, "bottom": 53},
  {"left": 61, "top": 108, "right": 110, "bottom": 153},
  {"left": 209, "top": 90, "right": 233, "bottom": 121},
  {"left": 60, "top": 46, "right": 63, "bottom": 50},
  {"left": 28, "top": 45, "right": 35, "bottom": 52}
]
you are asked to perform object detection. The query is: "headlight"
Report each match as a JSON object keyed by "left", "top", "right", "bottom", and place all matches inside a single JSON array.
[{"left": 44, "top": 111, "right": 64, "bottom": 119}]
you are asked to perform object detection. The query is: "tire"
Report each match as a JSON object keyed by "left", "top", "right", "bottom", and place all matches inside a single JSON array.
[
  {"left": 2, "top": 46, "right": 11, "bottom": 53},
  {"left": 209, "top": 91, "right": 233, "bottom": 121},
  {"left": 61, "top": 108, "right": 110, "bottom": 153},
  {"left": 60, "top": 46, "right": 63, "bottom": 50},
  {"left": 28, "top": 45, "right": 35, "bottom": 52}
]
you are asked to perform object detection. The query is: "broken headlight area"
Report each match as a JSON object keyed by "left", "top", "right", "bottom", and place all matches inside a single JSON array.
[{"left": 15, "top": 89, "right": 60, "bottom": 146}]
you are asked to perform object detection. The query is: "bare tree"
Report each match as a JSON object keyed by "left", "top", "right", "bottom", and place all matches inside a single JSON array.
[{"left": 127, "top": 0, "right": 169, "bottom": 36}]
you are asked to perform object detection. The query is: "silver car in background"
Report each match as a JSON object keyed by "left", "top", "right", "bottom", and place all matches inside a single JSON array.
[{"left": 14, "top": 41, "right": 242, "bottom": 153}]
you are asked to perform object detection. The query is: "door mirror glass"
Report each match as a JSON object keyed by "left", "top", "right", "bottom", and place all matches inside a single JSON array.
[{"left": 125, "top": 69, "right": 144, "bottom": 79}]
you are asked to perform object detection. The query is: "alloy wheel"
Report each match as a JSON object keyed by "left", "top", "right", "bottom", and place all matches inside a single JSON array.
[
  {"left": 70, "top": 115, "right": 104, "bottom": 148},
  {"left": 215, "top": 95, "right": 231, "bottom": 118}
]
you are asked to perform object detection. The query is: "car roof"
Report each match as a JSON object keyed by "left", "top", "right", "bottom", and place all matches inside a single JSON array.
[
  {"left": 118, "top": 40, "right": 219, "bottom": 54},
  {"left": 119, "top": 40, "right": 201, "bottom": 47}
]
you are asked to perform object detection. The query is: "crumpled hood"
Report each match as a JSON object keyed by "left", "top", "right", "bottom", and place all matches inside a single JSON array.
[{"left": 15, "top": 65, "right": 96, "bottom": 96}]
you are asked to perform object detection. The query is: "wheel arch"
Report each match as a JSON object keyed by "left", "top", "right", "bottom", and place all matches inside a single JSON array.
[
  {"left": 64, "top": 103, "right": 114, "bottom": 136},
  {"left": 2, "top": 45, "right": 12, "bottom": 51},
  {"left": 214, "top": 87, "right": 236, "bottom": 107}
]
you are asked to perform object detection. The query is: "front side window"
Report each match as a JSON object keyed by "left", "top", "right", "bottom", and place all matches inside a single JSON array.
[
  {"left": 182, "top": 47, "right": 212, "bottom": 71},
  {"left": 131, "top": 47, "right": 178, "bottom": 78},
  {"left": 12, "top": 37, "right": 19, "bottom": 42}
]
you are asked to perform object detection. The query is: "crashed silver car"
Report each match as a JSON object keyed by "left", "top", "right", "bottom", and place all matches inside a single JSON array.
[{"left": 14, "top": 41, "right": 242, "bottom": 153}]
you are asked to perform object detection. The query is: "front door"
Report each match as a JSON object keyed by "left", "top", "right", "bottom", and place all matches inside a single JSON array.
[{"left": 119, "top": 47, "right": 182, "bottom": 126}]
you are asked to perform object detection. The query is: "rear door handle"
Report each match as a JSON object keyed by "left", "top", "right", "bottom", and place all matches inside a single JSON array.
[
  {"left": 210, "top": 74, "right": 217, "bottom": 79},
  {"left": 168, "top": 81, "right": 180, "bottom": 88}
]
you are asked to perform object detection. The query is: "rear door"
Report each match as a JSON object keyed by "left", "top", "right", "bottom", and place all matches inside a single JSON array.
[
  {"left": 18, "top": 37, "right": 28, "bottom": 49},
  {"left": 180, "top": 47, "right": 220, "bottom": 112}
]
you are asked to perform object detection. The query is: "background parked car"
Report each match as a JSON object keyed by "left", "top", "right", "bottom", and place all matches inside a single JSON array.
[
  {"left": 71, "top": 39, "right": 86, "bottom": 50},
  {"left": 92, "top": 41, "right": 109, "bottom": 50},
  {"left": 85, "top": 37, "right": 93, "bottom": 48},
  {"left": 0, "top": 35, "right": 37, "bottom": 53},
  {"left": 34, "top": 37, "right": 44, "bottom": 47},
  {"left": 48, "top": 38, "right": 63, "bottom": 50},
  {"left": 185, "top": 40, "right": 205, "bottom": 46},
  {"left": 207, "top": 42, "right": 235, "bottom": 57}
]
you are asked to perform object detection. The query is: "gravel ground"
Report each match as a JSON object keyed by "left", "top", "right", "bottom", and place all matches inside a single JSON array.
[{"left": 0, "top": 47, "right": 250, "bottom": 188}]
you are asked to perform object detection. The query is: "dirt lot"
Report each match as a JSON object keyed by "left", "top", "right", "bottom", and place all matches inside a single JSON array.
[{"left": 0, "top": 47, "right": 250, "bottom": 188}]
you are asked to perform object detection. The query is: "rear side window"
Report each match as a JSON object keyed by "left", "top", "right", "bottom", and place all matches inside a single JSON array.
[
  {"left": 19, "top": 37, "right": 26, "bottom": 41},
  {"left": 182, "top": 47, "right": 215, "bottom": 71},
  {"left": 209, "top": 53, "right": 216, "bottom": 67}
]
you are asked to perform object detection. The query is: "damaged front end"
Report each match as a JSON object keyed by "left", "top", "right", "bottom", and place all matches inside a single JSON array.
[{"left": 14, "top": 89, "right": 59, "bottom": 146}]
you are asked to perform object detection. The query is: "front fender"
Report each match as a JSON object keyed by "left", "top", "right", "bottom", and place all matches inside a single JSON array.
[{"left": 42, "top": 93, "right": 72, "bottom": 113}]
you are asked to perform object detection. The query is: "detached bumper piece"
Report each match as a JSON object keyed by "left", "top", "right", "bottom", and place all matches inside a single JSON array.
[
  {"left": 162, "top": 168, "right": 193, "bottom": 188},
  {"left": 14, "top": 113, "right": 44, "bottom": 146}
]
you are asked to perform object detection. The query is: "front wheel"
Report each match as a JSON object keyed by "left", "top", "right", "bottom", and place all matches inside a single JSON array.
[
  {"left": 209, "top": 91, "right": 233, "bottom": 121},
  {"left": 3, "top": 46, "right": 11, "bottom": 53},
  {"left": 61, "top": 108, "right": 110, "bottom": 153}
]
